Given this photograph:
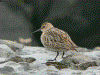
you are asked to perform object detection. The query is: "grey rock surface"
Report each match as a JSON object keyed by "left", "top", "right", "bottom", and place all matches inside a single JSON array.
[{"left": 0, "top": 44, "right": 100, "bottom": 75}]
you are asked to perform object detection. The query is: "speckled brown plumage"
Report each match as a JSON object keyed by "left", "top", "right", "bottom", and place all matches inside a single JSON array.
[{"left": 32, "top": 22, "right": 78, "bottom": 61}]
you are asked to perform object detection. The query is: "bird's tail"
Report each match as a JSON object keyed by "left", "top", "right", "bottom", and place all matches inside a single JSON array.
[{"left": 70, "top": 46, "right": 79, "bottom": 52}]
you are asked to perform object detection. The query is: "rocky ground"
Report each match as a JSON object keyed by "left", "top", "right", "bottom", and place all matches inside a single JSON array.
[{"left": 0, "top": 40, "right": 100, "bottom": 75}]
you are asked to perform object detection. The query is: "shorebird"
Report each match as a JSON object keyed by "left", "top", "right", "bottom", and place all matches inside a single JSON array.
[{"left": 32, "top": 22, "right": 78, "bottom": 61}]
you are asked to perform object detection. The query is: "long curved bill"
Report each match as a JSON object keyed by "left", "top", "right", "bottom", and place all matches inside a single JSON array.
[{"left": 31, "top": 28, "right": 41, "bottom": 35}]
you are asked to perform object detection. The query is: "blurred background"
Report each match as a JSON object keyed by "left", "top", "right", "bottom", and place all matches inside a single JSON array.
[{"left": 0, "top": 0, "right": 100, "bottom": 49}]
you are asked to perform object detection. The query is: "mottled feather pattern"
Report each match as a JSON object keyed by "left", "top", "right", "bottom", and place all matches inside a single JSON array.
[
  {"left": 35, "top": 22, "right": 78, "bottom": 61},
  {"left": 41, "top": 27, "right": 76, "bottom": 52}
]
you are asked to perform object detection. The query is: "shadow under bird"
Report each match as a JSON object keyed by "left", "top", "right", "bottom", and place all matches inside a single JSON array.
[{"left": 32, "top": 22, "right": 78, "bottom": 61}]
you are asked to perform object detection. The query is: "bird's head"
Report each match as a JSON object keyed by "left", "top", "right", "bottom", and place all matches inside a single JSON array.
[
  {"left": 41, "top": 22, "right": 54, "bottom": 32},
  {"left": 31, "top": 22, "right": 54, "bottom": 34}
]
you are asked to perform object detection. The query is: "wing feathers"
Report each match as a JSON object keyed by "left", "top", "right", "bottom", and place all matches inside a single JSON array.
[{"left": 41, "top": 28, "right": 77, "bottom": 50}]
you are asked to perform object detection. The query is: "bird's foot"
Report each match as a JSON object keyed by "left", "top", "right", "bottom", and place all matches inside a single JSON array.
[
  {"left": 62, "top": 57, "right": 65, "bottom": 59},
  {"left": 47, "top": 59, "right": 56, "bottom": 61}
]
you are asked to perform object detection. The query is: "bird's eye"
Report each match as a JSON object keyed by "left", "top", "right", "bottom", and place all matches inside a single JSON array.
[{"left": 42, "top": 26, "right": 45, "bottom": 28}]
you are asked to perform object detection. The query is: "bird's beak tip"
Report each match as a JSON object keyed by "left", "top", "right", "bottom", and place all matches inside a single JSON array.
[{"left": 31, "top": 28, "right": 41, "bottom": 34}]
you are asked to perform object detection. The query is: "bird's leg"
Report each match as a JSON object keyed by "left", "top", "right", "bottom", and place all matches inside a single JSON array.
[
  {"left": 54, "top": 51, "right": 59, "bottom": 60},
  {"left": 62, "top": 51, "right": 65, "bottom": 58},
  {"left": 48, "top": 51, "right": 59, "bottom": 61}
]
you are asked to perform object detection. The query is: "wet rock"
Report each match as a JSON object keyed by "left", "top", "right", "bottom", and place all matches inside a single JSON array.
[
  {"left": 0, "top": 44, "right": 100, "bottom": 75},
  {"left": 72, "top": 61, "right": 97, "bottom": 70},
  {"left": 0, "top": 56, "right": 36, "bottom": 64},
  {"left": 20, "top": 63, "right": 32, "bottom": 71},
  {"left": 42, "top": 61, "right": 69, "bottom": 70},
  {"left": 0, "top": 47, "right": 15, "bottom": 58},
  {"left": 0, "top": 66, "right": 14, "bottom": 74},
  {"left": 0, "top": 39, "right": 24, "bottom": 51},
  {"left": 10, "top": 56, "right": 36, "bottom": 63},
  {"left": 60, "top": 51, "right": 99, "bottom": 70}
]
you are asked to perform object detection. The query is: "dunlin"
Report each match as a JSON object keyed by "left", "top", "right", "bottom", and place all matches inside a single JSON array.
[{"left": 32, "top": 22, "right": 78, "bottom": 61}]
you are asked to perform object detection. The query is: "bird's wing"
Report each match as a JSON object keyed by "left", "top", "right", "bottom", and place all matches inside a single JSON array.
[
  {"left": 42, "top": 34, "right": 70, "bottom": 50},
  {"left": 52, "top": 28, "right": 77, "bottom": 48},
  {"left": 42, "top": 28, "right": 76, "bottom": 50}
]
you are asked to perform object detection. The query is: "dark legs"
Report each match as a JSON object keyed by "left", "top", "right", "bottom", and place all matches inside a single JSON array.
[
  {"left": 62, "top": 51, "right": 65, "bottom": 58},
  {"left": 48, "top": 51, "right": 59, "bottom": 61},
  {"left": 48, "top": 51, "right": 65, "bottom": 61},
  {"left": 54, "top": 51, "right": 59, "bottom": 60}
]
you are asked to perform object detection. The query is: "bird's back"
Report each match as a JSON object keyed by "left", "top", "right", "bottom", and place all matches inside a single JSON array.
[{"left": 41, "top": 27, "right": 77, "bottom": 51}]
